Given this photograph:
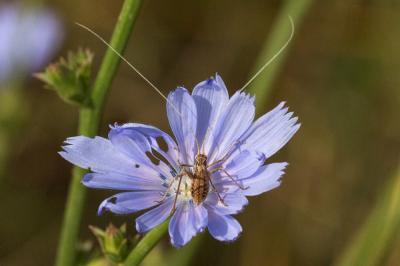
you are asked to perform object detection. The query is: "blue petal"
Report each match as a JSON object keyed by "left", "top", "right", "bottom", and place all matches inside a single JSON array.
[
  {"left": 239, "top": 102, "right": 300, "bottom": 159},
  {"left": 110, "top": 123, "right": 180, "bottom": 170},
  {"left": 207, "top": 212, "right": 242, "bottom": 242},
  {"left": 26, "top": 9, "right": 62, "bottom": 70},
  {"left": 222, "top": 150, "right": 264, "bottom": 179},
  {"left": 98, "top": 191, "right": 162, "bottom": 215},
  {"left": 240, "top": 162, "right": 288, "bottom": 196},
  {"left": 212, "top": 150, "right": 265, "bottom": 194},
  {"left": 109, "top": 127, "right": 152, "bottom": 160},
  {"left": 108, "top": 128, "right": 172, "bottom": 179},
  {"left": 208, "top": 91, "right": 255, "bottom": 163},
  {"left": 82, "top": 172, "right": 165, "bottom": 191},
  {"left": 205, "top": 193, "right": 248, "bottom": 215},
  {"left": 192, "top": 204, "right": 208, "bottom": 232},
  {"left": 192, "top": 74, "right": 229, "bottom": 153},
  {"left": 168, "top": 201, "right": 205, "bottom": 247},
  {"left": 0, "top": 5, "right": 62, "bottom": 83},
  {"left": 59, "top": 136, "right": 156, "bottom": 177},
  {"left": 136, "top": 197, "right": 173, "bottom": 233},
  {"left": 167, "top": 87, "right": 197, "bottom": 164}
]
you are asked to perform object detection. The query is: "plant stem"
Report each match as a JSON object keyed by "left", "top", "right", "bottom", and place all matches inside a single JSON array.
[
  {"left": 55, "top": 1, "right": 142, "bottom": 265},
  {"left": 334, "top": 164, "right": 400, "bottom": 266},
  {"left": 248, "top": 0, "right": 313, "bottom": 114},
  {"left": 124, "top": 220, "right": 169, "bottom": 266}
]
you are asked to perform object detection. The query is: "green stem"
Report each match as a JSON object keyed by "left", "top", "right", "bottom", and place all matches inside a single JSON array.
[
  {"left": 124, "top": 220, "right": 169, "bottom": 266},
  {"left": 334, "top": 164, "right": 400, "bottom": 266},
  {"left": 248, "top": 0, "right": 313, "bottom": 114},
  {"left": 55, "top": 1, "right": 142, "bottom": 265}
]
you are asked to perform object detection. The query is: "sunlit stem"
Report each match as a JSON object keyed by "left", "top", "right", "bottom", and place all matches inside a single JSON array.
[
  {"left": 247, "top": 0, "right": 313, "bottom": 115},
  {"left": 55, "top": 1, "right": 142, "bottom": 265},
  {"left": 124, "top": 220, "right": 170, "bottom": 266},
  {"left": 334, "top": 163, "right": 400, "bottom": 266}
]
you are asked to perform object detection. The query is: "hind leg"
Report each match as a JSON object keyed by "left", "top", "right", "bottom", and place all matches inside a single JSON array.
[
  {"left": 208, "top": 178, "right": 227, "bottom": 206},
  {"left": 170, "top": 173, "right": 184, "bottom": 215},
  {"left": 210, "top": 167, "right": 248, "bottom": 190}
]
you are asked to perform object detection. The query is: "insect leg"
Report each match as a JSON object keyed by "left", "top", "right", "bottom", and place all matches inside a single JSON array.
[
  {"left": 208, "top": 140, "right": 244, "bottom": 168},
  {"left": 180, "top": 163, "right": 193, "bottom": 168},
  {"left": 208, "top": 178, "right": 227, "bottom": 206},
  {"left": 170, "top": 172, "right": 185, "bottom": 215},
  {"left": 210, "top": 167, "right": 249, "bottom": 190},
  {"left": 155, "top": 176, "right": 178, "bottom": 204}
]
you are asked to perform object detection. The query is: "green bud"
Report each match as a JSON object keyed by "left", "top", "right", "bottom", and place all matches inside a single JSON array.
[
  {"left": 35, "top": 48, "right": 94, "bottom": 107},
  {"left": 90, "top": 223, "right": 130, "bottom": 264}
]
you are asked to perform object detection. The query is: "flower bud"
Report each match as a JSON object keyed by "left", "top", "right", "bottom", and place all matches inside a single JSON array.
[
  {"left": 35, "top": 49, "right": 93, "bottom": 107},
  {"left": 89, "top": 223, "right": 130, "bottom": 263}
]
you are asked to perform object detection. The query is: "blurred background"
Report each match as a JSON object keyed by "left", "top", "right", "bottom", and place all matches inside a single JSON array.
[{"left": 1, "top": 0, "right": 399, "bottom": 265}]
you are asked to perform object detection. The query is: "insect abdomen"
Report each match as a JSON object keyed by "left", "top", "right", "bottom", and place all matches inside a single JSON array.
[{"left": 191, "top": 170, "right": 209, "bottom": 205}]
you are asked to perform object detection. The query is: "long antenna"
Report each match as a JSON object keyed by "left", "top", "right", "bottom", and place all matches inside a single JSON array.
[
  {"left": 75, "top": 22, "right": 172, "bottom": 106},
  {"left": 77, "top": 22, "right": 205, "bottom": 156},
  {"left": 239, "top": 15, "right": 295, "bottom": 92}
]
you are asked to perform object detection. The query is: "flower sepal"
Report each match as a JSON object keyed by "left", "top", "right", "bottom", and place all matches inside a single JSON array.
[
  {"left": 35, "top": 48, "right": 93, "bottom": 107},
  {"left": 89, "top": 223, "right": 133, "bottom": 264}
]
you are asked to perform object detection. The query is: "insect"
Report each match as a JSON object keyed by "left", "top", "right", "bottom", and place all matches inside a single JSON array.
[
  {"left": 76, "top": 17, "right": 294, "bottom": 213},
  {"left": 162, "top": 139, "right": 249, "bottom": 214}
]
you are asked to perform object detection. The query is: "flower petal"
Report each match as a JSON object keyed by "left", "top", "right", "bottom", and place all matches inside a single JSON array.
[
  {"left": 108, "top": 127, "right": 172, "bottom": 179},
  {"left": 240, "top": 102, "right": 300, "bottom": 159},
  {"left": 207, "top": 212, "right": 242, "bottom": 242},
  {"left": 136, "top": 197, "right": 173, "bottom": 233},
  {"left": 167, "top": 87, "right": 197, "bottom": 164},
  {"left": 211, "top": 150, "right": 265, "bottom": 194},
  {"left": 168, "top": 201, "right": 204, "bottom": 247},
  {"left": 192, "top": 74, "right": 229, "bottom": 153},
  {"left": 240, "top": 162, "right": 288, "bottom": 196},
  {"left": 110, "top": 123, "right": 179, "bottom": 169},
  {"left": 59, "top": 136, "right": 157, "bottom": 177},
  {"left": 208, "top": 91, "right": 255, "bottom": 163},
  {"left": 222, "top": 150, "right": 264, "bottom": 179},
  {"left": 98, "top": 191, "right": 162, "bottom": 215},
  {"left": 82, "top": 172, "right": 165, "bottom": 191},
  {"left": 205, "top": 193, "right": 248, "bottom": 215},
  {"left": 192, "top": 204, "right": 208, "bottom": 232}
]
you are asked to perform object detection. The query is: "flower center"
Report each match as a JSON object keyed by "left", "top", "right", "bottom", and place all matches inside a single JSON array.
[{"left": 168, "top": 173, "right": 193, "bottom": 201}]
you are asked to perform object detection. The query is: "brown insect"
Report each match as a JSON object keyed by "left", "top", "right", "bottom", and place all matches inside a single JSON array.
[
  {"left": 190, "top": 154, "right": 210, "bottom": 205},
  {"left": 169, "top": 148, "right": 248, "bottom": 214}
]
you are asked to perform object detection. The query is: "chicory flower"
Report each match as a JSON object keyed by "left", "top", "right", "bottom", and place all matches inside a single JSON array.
[
  {"left": 60, "top": 74, "right": 300, "bottom": 247},
  {"left": 0, "top": 4, "right": 62, "bottom": 86}
]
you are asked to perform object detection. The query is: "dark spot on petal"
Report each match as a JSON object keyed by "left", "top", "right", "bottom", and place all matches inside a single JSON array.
[
  {"left": 109, "top": 197, "right": 117, "bottom": 204},
  {"left": 156, "top": 136, "right": 169, "bottom": 152},
  {"left": 146, "top": 151, "right": 160, "bottom": 165},
  {"left": 170, "top": 169, "right": 177, "bottom": 177},
  {"left": 135, "top": 164, "right": 140, "bottom": 168},
  {"left": 152, "top": 148, "right": 174, "bottom": 169}
]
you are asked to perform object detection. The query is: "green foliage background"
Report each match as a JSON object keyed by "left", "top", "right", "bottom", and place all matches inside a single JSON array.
[{"left": 1, "top": 0, "right": 399, "bottom": 265}]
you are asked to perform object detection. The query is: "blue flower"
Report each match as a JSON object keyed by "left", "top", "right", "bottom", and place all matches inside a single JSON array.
[
  {"left": 60, "top": 74, "right": 300, "bottom": 247},
  {"left": 0, "top": 4, "right": 62, "bottom": 86}
]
